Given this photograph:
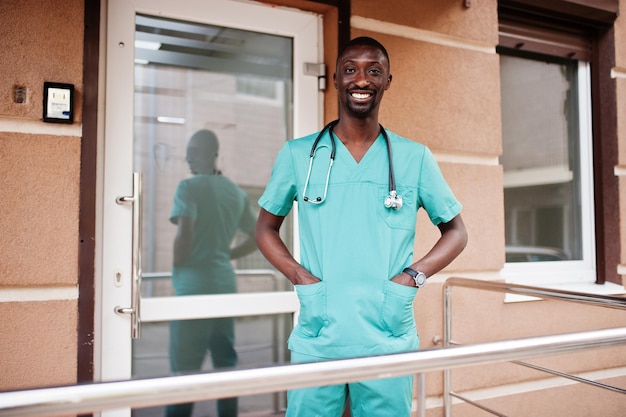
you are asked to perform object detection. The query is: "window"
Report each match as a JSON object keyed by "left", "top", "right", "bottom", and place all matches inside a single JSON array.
[{"left": 499, "top": 50, "right": 596, "bottom": 285}]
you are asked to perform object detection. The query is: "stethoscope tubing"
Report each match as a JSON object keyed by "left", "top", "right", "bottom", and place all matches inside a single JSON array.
[
  {"left": 302, "top": 119, "right": 400, "bottom": 208},
  {"left": 302, "top": 143, "right": 334, "bottom": 204}
]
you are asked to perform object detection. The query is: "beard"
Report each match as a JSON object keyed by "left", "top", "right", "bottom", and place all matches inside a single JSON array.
[
  {"left": 344, "top": 90, "right": 380, "bottom": 118},
  {"left": 347, "top": 101, "right": 376, "bottom": 117}
]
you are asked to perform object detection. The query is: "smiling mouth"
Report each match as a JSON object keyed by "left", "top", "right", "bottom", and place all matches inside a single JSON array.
[{"left": 350, "top": 91, "right": 372, "bottom": 100}]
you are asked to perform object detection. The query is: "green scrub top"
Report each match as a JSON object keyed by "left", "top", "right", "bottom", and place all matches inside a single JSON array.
[
  {"left": 259, "top": 128, "right": 462, "bottom": 359},
  {"left": 170, "top": 174, "right": 256, "bottom": 295}
]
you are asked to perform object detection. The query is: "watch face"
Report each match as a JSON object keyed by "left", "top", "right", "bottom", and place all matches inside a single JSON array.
[{"left": 416, "top": 272, "right": 426, "bottom": 286}]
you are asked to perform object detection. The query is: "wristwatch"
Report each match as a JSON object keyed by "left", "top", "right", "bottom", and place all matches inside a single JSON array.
[{"left": 402, "top": 267, "right": 427, "bottom": 288}]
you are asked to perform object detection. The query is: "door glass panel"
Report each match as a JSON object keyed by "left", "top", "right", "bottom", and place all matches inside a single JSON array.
[
  {"left": 133, "top": 14, "right": 294, "bottom": 297},
  {"left": 131, "top": 14, "right": 295, "bottom": 416},
  {"left": 132, "top": 313, "right": 292, "bottom": 416}
]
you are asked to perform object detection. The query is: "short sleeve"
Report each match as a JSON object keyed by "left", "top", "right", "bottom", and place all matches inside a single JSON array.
[
  {"left": 169, "top": 180, "right": 196, "bottom": 224},
  {"left": 258, "top": 142, "right": 298, "bottom": 216},
  {"left": 417, "top": 147, "right": 463, "bottom": 225}
]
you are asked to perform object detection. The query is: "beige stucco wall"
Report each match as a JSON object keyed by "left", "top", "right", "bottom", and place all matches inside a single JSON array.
[
  {"left": 0, "top": 0, "right": 84, "bottom": 121},
  {"left": 0, "top": 301, "right": 78, "bottom": 389},
  {"left": 353, "top": 0, "right": 498, "bottom": 42},
  {"left": 0, "top": 134, "right": 81, "bottom": 286},
  {"left": 0, "top": 0, "right": 83, "bottom": 389}
]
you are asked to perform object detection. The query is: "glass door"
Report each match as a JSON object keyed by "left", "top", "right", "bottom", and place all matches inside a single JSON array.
[{"left": 100, "top": 1, "right": 322, "bottom": 416}]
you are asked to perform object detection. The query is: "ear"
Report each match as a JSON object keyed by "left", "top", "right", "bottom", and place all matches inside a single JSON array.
[
  {"left": 333, "top": 72, "right": 337, "bottom": 89},
  {"left": 385, "top": 74, "right": 392, "bottom": 90}
]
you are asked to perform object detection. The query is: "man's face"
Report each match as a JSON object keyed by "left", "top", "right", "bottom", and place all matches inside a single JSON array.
[
  {"left": 185, "top": 137, "right": 217, "bottom": 175},
  {"left": 185, "top": 143, "right": 202, "bottom": 174},
  {"left": 334, "top": 44, "right": 392, "bottom": 118}
]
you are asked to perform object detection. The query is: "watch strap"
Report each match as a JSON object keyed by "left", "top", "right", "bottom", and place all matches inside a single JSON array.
[
  {"left": 402, "top": 267, "right": 426, "bottom": 287},
  {"left": 402, "top": 267, "right": 417, "bottom": 277}
]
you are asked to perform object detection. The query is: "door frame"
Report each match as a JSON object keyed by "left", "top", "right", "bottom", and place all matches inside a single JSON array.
[{"left": 95, "top": 0, "right": 323, "bottom": 390}]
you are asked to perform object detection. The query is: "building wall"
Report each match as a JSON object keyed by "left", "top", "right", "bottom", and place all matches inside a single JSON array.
[
  {"left": 0, "top": 0, "right": 83, "bottom": 389},
  {"left": 0, "top": 0, "right": 625, "bottom": 415}
]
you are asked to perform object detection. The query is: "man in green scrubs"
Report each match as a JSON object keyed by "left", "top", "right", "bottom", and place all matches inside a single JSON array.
[{"left": 256, "top": 37, "right": 468, "bottom": 416}]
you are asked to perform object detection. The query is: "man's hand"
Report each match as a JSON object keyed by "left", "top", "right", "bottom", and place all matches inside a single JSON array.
[
  {"left": 390, "top": 271, "right": 416, "bottom": 287},
  {"left": 291, "top": 269, "right": 322, "bottom": 286}
]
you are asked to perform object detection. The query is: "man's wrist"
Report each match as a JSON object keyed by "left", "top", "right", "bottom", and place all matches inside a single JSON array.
[{"left": 402, "top": 267, "right": 427, "bottom": 287}]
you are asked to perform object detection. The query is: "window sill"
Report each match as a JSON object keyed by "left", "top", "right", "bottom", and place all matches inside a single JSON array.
[{"left": 504, "top": 280, "right": 626, "bottom": 303}]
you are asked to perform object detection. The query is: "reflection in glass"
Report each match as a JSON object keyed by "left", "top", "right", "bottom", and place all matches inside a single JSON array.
[
  {"left": 167, "top": 130, "right": 257, "bottom": 417},
  {"left": 500, "top": 54, "right": 581, "bottom": 262}
]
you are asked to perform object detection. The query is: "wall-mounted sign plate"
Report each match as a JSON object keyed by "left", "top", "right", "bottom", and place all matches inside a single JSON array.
[{"left": 43, "top": 82, "right": 74, "bottom": 123}]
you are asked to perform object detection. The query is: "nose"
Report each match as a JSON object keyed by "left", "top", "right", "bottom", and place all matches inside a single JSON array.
[{"left": 353, "top": 70, "right": 370, "bottom": 87}]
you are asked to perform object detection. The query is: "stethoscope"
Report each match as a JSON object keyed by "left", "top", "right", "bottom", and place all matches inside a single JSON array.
[{"left": 302, "top": 120, "right": 403, "bottom": 210}]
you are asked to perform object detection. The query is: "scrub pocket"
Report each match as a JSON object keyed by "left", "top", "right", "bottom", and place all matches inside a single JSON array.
[
  {"left": 377, "top": 186, "right": 416, "bottom": 231},
  {"left": 294, "top": 281, "right": 329, "bottom": 338},
  {"left": 380, "top": 280, "right": 417, "bottom": 337}
]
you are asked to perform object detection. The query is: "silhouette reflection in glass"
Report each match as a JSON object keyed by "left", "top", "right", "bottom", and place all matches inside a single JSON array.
[{"left": 167, "top": 130, "right": 257, "bottom": 417}]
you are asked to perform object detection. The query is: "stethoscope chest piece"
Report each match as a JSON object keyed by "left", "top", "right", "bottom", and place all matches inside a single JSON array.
[{"left": 384, "top": 190, "right": 403, "bottom": 210}]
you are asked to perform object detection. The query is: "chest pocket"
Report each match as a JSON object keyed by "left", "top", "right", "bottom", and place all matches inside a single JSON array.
[{"left": 377, "top": 186, "right": 416, "bottom": 231}]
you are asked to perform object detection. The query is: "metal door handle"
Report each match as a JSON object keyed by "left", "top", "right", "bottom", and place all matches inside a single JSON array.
[{"left": 114, "top": 172, "right": 143, "bottom": 338}]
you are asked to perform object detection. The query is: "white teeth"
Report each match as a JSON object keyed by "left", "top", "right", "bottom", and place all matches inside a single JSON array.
[{"left": 351, "top": 92, "right": 370, "bottom": 99}]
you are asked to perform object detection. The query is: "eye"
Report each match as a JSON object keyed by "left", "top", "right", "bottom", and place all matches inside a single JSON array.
[
  {"left": 368, "top": 67, "right": 382, "bottom": 75},
  {"left": 344, "top": 66, "right": 355, "bottom": 74}
]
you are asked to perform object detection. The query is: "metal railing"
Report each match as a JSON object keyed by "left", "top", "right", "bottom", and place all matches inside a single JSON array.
[
  {"left": 442, "top": 278, "right": 626, "bottom": 417},
  {"left": 1, "top": 331, "right": 625, "bottom": 416},
  {"left": 0, "top": 279, "right": 624, "bottom": 417}
]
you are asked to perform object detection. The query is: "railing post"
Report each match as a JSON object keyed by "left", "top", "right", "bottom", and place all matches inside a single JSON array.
[
  {"left": 416, "top": 373, "right": 426, "bottom": 417},
  {"left": 443, "top": 284, "right": 452, "bottom": 417},
  {"left": 270, "top": 271, "right": 283, "bottom": 414}
]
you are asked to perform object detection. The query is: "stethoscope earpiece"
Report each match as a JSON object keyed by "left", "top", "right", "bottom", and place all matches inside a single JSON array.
[{"left": 303, "top": 120, "right": 402, "bottom": 210}]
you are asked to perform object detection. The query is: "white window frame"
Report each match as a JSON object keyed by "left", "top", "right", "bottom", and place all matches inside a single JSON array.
[{"left": 500, "top": 61, "right": 622, "bottom": 297}]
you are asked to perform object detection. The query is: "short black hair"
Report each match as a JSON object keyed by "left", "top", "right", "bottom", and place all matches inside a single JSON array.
[{"left": 337, "top": 36, "right": 390, "bottom": 68}]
